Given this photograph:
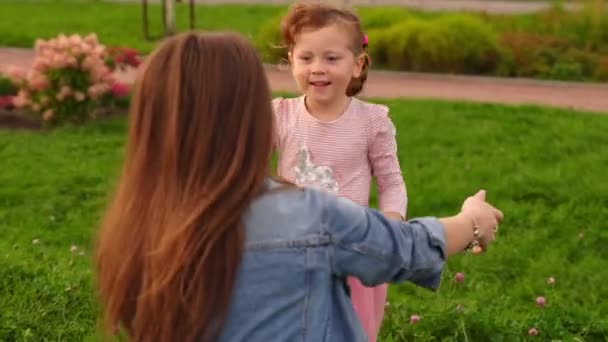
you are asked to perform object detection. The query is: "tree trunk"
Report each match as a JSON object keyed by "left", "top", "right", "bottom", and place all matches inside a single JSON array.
[
  {"left": 164, "top": 0, "right": 176, "bottom": 37},
  {"left": 190, "top": 0, "right": 196, "bottom": 30},
  {"left": 142, "top": 0, "right": 150, "bottom": 40}
]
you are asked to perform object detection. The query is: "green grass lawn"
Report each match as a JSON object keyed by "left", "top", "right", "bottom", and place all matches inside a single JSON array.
[
  {"left": 3, "top": 1, "right": 608, "bottom": 83},
  {"left": 1, "top": 98, "right": 608, "bottom": 341},
  {"left": 1, "top": 1, "right": 605, "bottom": 54},
  {"left": 0, "top": 1, "right": 285, "bottom": 53}
]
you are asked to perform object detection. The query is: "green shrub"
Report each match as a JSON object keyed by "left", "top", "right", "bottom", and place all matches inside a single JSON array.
[
  {"left": 424, "top": 15, "right": 500, "bottom": 73},
  {"left": 560, "top": 1, "right": 608, "bottom": 51},
  {"left": 594, "top": 56, "right": 608, "bottom": 81},
  {"left": 499, "top": 32, "right": 563, "bottom": 78},
  {"left": 489, "top": 2, "right": 608, "bottom": 53},
  {"left": 358, "top": 7, "right": 411, "bottom": 30},
  {"left": 498, "top": 31, "right": 602, "bottom": 81},
  {"left": 548, "top": 62, "right": 584, "bottom": 81},
  {"left": 380, "top": 15, "right": 501, "bottom": 74},
  {"left": 366, "top": 28, "right": 393, "bottom": 68},
  {"left": 254, "top": 13, "right": 287, "bottom": 64},
  {"left": 550, "top": 48, "right": 597, "bottom": 81},
  {"left": 0, "top": 76, "right": 17, "bottom": 96},
  {"left": 381, "top": 19, "right": 428, "bottom": 70}
]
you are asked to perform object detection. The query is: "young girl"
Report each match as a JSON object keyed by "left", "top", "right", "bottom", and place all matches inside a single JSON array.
[{"left": 273, "top": 2, "right": 407, "bottom": 341}]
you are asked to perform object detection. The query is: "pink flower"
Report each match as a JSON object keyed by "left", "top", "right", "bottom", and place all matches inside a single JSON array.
[
  {"left": 547, "top": 277, "right": 555, "bottom": 285},
  {"left": 88, "top": 83, "right": 110, "bottom": 99},
  {"left": 43, "top": 109, "right": 54, "bottom": 121},
  {"left": 12, "top": 90, "right": 29, "bottom": 108},
  {"left": 536, "top": 296, "right": 546, "bottom": 307},
  {"left": 29, "top": 74, "right": 49, "bottom": 91},
  {"left": 102, "top": 73, "right": 115, "bottom": 83},
  {"left": 74, "top": 91, "right": 86, "bottom": 102},
  {"left": 67, "top": 56, "right": 78, "bottom": 68},
  {"left": 32, "top": 58, "right": 50, "bottom": 72},
  {"left": 34, "top": 39, "right": 49, "bottom": 54},
  {"left": 111, "top": 82, "right": 131, "bottom": 98},
  {"left": 79, "top": 42, "right": 93, "bottom": 56},
  {"left": 50, "top": 54, "right": 68, "bottom": 69},
  {"left": 71, "top": 44, "right": 82, "bottom": 56},
  {"left": 84, "top": 33, "right": 99, "bottom": 46},
  {"left": 93, "top": 45, "right": 107, "bottom": 58},
  {"left": 46, "top": 38, "right": 57, "bottom": 49},
  {"left": 4, "top": 65, "right": 26, "bottom": 84},
  {"left": 68, "top": 34, "right": 83, "bottom": 46},
  {"left": 409, "top": 314, "right": 420, "bottom": 324},
  {"left": 528, "top": 327, "right": 538, "bottom": 336},
  {"left": 111, "top": 47, "right": 141, "bottom": 68},
  {"left": 0, "top": 96, "right": 14, "bottom": 109},
  {"left": 454, "top": 272, "right": 465, "bottom": 283},
  {"left": 90, "top": 65, "right": 111, "bottom": 82},
  {"left": 39, "top": 50, "right": 54, "bottom": 65},
  {"left": 81, "top": 56, "right": 97, "bottom": 71},
  {"left": 60, "top": 85, "right": 73, "bottom": 97},
  {"left": 56, "top": 34, "right": 69, "bottom": 49}
]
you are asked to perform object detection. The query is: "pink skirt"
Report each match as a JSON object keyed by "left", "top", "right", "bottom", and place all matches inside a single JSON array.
[{"left": 347, "top": 276, "right": 388, "bottom": 342}]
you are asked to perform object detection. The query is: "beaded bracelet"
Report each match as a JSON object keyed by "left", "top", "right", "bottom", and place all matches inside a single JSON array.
[{"left": 465, "top": 215, "right": 483, "bottom": 255}]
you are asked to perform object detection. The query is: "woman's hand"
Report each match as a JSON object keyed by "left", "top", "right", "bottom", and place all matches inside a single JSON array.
[
  {"left": 460, "top": 190, "right": 503, "bottom": 252},
  {"left": 383, "top": 211, "right": 404, "bottom": 221}
]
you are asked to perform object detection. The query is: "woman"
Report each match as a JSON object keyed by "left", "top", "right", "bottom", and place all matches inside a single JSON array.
[{"left": 94, "top": 31, "right": 503, "bottom": 342}]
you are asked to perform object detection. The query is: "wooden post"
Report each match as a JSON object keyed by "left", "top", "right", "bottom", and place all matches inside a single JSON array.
[
  {"left": 161, "top": 0, "right": 167, "bottom": 35},
  {"left": 142, "top": 0, "right": 150, "bottom": 40},
  {"left": 190, "top": 0, "right": 196, "bottom": 30},
  {"left": 164, "top": 0, "right": 176, "bottom": 36}
]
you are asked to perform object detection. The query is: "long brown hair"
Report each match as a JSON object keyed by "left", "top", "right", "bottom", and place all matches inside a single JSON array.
[
  {"left": 280, "top": 1, "right": 370, "bottom": 96},
  {"left": 94, "top": 31, "right": 274, "bottom": 341}
]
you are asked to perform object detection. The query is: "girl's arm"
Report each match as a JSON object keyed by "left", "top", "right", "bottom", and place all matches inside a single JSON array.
[
  {"left": 368, "top": 108, "right": 407, "bottom": 220},
  {"left": 271, "top": 98, "right": 285, "bottom": 153}
]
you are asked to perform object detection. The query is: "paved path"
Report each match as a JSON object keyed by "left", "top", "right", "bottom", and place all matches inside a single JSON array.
[{"left": 2, "top": 47, "right": 607, "bottom": 113}]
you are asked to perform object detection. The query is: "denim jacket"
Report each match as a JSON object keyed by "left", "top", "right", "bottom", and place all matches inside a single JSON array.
[{"left": 218, "top": 180, "right": 447, "bottom": 342}]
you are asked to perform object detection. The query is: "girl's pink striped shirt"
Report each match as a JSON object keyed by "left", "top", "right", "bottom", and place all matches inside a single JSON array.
[{"left": 273, "top": 96, "right": 407, "bottom": 218}]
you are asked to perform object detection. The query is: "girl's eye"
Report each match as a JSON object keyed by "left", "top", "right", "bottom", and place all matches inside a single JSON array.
[
  {"left": 327, "top": 56, "right": 340, "bottom": 62},
  {"left": 298, "top": 56, "right": 311, "bottom": 62}
]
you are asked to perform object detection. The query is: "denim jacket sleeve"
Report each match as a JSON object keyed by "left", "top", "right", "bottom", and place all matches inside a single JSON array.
[{"left": 323, "top": 192, "right": 447, "bottom": 290}]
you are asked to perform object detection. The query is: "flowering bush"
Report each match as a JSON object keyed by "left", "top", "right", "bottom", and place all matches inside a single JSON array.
[
  {"left": 0, "top": 75, "right": 17, "bottom": 110},
  {"left": 106, "top": 47, "right": 141, "bottom": 72},
  {"left": 5, "top": 33, "right": 136, "bottom": 126},
  {"left": 0, "top": 96, "right": 15, "bottom": 110}
]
